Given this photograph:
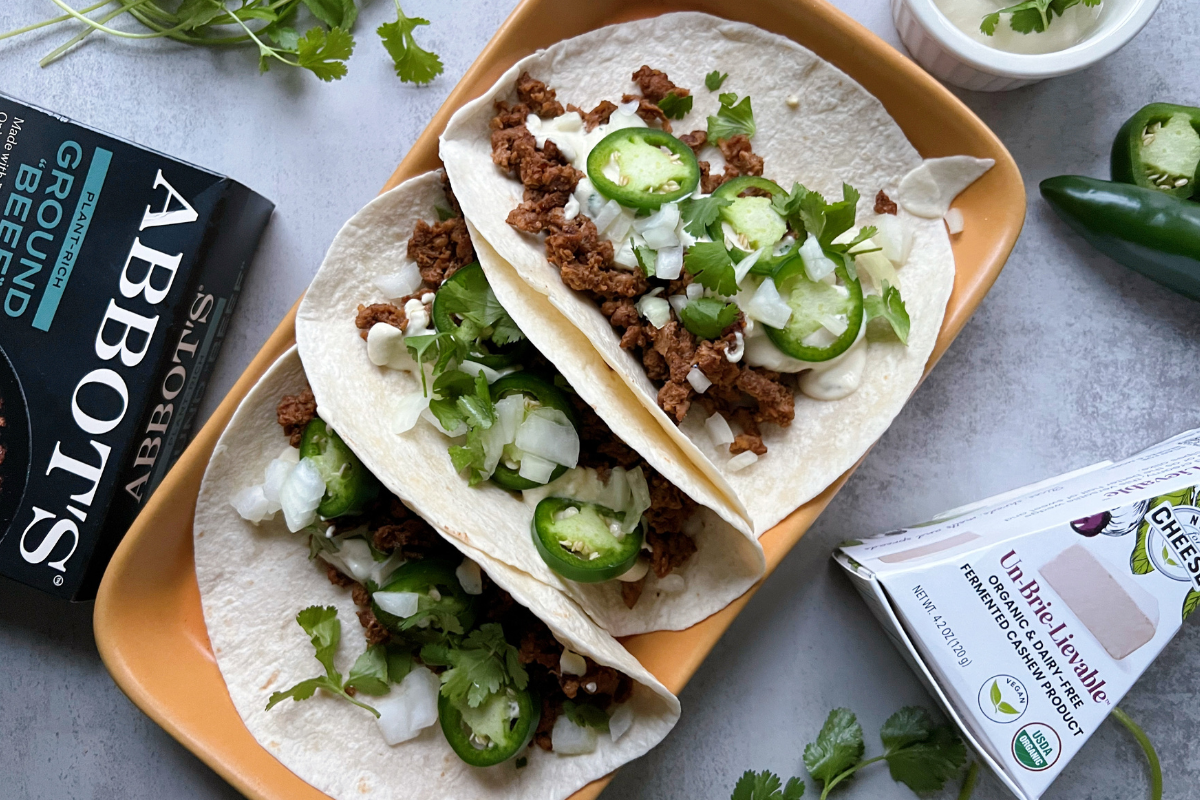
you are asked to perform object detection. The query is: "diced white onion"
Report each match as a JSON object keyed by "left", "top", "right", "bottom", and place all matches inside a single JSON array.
[
  {"left": 733, "top": 248, "right": 765, "bottom": 284},
  {"left": 519, "top": 453, "right": 558, "bottom": 484},
  {"left": 727, "top": 450, "right": 759, "bottom": 472},
  {"left": 593, "top": 199, "right": 623, "bottom": 236},
  {"left": 457, "top": 359, "right": 506, "bottom": 384},
  {"left": 636, "top": 295, "right": 671, "bottom": 329},
  {"left": 617, "top": 99, "right": 640, "bottom": 116},
  {"left": 319, "top": 537, "right": 378, "bottom": 585},
  {"left": 609, "top": 704, "right": 634, "bottom": 743},
  {"left": 420, "top": 407, "right": 466, "bottom": 438},
  {"left": 686, "top": 366, "right": 712, "bottom": 393},
  {"left": 480, "top": 418, "right": 512, "bottom": 477},
  {"left": 366, "top": 322, "right": 416, "bottom": 372},
  {"left": 635, "top": 204, "right": 681, "bottom": 250},
  {"left": 455, "top": 559, "right": 483, "bottom": 595},
  {"left": 280, "top": 458, "right": 325, "bottom": 532},
  {"left": 493, "top": 394, "right": 526, "bottom": 444},
  {"left": 560, "top": 649, "right": 587, "bottom": 676},
  {"left": 855, "top": 249, "right": 899, "bottom": 292},
  {"left": 685, "top": 282, "right": 703, "bottom": 301},
  {"left": 552, "top": 715, "right": 598, "bottom": 755},
  {"left": 391, "top": 391, "right": 431, "bottom": 435},
  {"left": 605, "top": 210, "right": 634, "bottom": 245},
  {"left": 563, "top": 194, "right": 580, "bottom": 221},
  {"left": 514, "top": 408, "right": 579, "bottom": 468},
  {"left": 615, "top": 557, "right": 649, "bottom": 582},
  {"left": 262, "top": 451, "right": 297, "bottom": 503},
  {"left": 232, "top": 485, "right": 275, "bottom": 524},
  {"left": 654, "top": 245, "right": 684, "bottom": 280},
  {"left": 801, "top": 234, "right": 837, "bottom": 282},
  {"left": 874, "top": 214, "right": 912, "bottom": 266},
  {"left": 655, "top": 573, "right": 686, "bottom": 593},
  {"left": 374, "top": 666, "right": 440, "bottom": 746},
  {"left": 745, "top": 278, "right": 793, "bottom": 328},
  {"left": 668, "top": 294, "right": 689, "bottom": 318},
  {"left": 817, "top": 313, "right": 849, "bottom": 337},
  {"left": 944, "top": 207, "right": 964, "bottom": 234},
  {"left": 612, "top": 238, "right": 639, "bottom": 269},
  {"left": 623, "top": 467, "right": 651, "bottom": 535},
  {"left": 705, "top": 413, "right": 735, "bottom": 447},
  {"left": 373, "top": 261, "right": 422, "bottom": 299},
  {"left": 373, "top": 590, "right": 421, "bottom": 618}
]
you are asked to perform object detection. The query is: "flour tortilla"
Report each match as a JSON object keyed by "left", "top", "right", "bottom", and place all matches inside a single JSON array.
[
  {"left": 439, "top": 12, "right": 956, "bottom": 535},
  {"left": 194, "top": 347, "right": 679, "bottom": 800},
  {"left": 295, "top": 172, "right": 764, "bottom": 636}
]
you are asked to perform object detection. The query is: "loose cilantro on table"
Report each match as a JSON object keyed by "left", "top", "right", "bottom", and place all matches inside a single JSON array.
[
  {"left": 266, "top": 606, "right": 383, "bottom": 717},
  {"left": 563, "top": 700, "right": 611, "bottom": 732},
  {"left": 706, "top": 70, "right": 730, "bottom": 91},
  {"left": 864, "top": 282, "right": 910, "bottom": 345},
  {"left": 731, "top": 770, "right": 805, "bottom": 800},
  {"left": 684, "top": 241, "right": 739, "bottom": 296},
  {"left": 708, "top": 92, "right": 756, "bottom": 142},
  {"left": 679, "top": 297, "right": 740, "bottom": 340},
  {"left": 658, "top": 91, "right": 694, "bottom": 120},
  {"left": 421, "top": 623, "right": 528, "bottom": 708},
  {"left": 2, "top": 1, "right": 442, "bottom": 85},
  {"left": 981, "top": 0, "right": 1101, "bottom": 36}
]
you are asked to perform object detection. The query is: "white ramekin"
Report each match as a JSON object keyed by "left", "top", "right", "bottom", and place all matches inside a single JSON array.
[{"left": 892, "top": 0, "right": 1162, "bottom": 91}]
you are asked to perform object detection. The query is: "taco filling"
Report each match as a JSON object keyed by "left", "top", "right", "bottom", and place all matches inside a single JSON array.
[
  {"left": 486, "top": 69, "right": 915, "bottom": 465},
  {"left": 231, "top": 389, "right": 639, "bottom": 764},
  {"left": 350, "top": 183, "right": 700, "bottom": 608}
]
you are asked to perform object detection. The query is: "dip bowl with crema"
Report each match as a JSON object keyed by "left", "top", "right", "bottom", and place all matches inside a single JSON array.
[{"left": 892, "top": 0, "right": 1161, "bottom": 91}]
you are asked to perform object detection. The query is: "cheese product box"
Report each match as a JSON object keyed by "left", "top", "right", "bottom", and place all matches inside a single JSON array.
[
  {"left": 835, "top": 430, "right": 1200, "bottom": 799},
  {"left": 0, "top": 94, "right": 273, "bottom": 600}
]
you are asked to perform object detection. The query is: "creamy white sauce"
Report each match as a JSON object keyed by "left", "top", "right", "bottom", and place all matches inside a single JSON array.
[
  {"left": 933, "top": 0, "right": 1103, "bottom": 54},
  {"left": 799, "top": 336, "right": 868, "bottom": 401}
]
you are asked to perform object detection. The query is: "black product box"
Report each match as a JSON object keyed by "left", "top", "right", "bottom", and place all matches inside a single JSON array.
[{"left": 0, "top": 95, "right": 273, "bottom": 600}]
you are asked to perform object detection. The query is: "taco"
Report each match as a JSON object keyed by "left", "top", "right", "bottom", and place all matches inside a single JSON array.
[
  {"left": 295, "top": 171, "right": 764, "bottom": 636},
  {"left": 439, "top": 12, "right": 958, "bottom": 534},
  {"left": 195, "top": 347, "right": 679, "bottom": 800}
]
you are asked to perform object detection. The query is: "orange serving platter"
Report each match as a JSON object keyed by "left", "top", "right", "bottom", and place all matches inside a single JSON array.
[{"left": 93, "top": 1, "right": 1025, "bottom": 798}]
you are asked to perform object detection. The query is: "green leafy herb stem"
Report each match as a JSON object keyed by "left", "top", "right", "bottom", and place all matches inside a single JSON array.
[{"left": 266, "top": 606, "right": 383, "bottom": 717}]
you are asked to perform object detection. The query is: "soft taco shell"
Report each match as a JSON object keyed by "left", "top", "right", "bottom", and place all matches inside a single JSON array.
[
  {"left": 439, "top": 12, "right": 955, "bottom": 535},
  {"left": 194, "top": 347, "right": 680, "bottom": 800}
]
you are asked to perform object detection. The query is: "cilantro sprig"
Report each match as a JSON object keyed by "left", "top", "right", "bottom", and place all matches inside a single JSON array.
[
  {"left": 732, "top": 770, "right": 805, "bottom": 800},
  {"left": 679, "top": 297, "right": 740, "bottom": 340},
  {"left": 864, "top": 282, "right": 910, "bottom": 345},
  {"left": 684, "top": 241, "right": 739, "bottom": 296},
  {"left": 708, "top": 92, "right": 756, "bottom": 142},
  {"left": 981, "top": 0, "right": 1101, "bottom": 36},
  {"left": 2, "top": 1, "right": 443, "bottom": 85},
  {"left": 563, "top": 700, "right": 611, "bottom": 732},
  {"left": 658, "top": 91, "right": 694, "bottom": 120},
  {"left": 772, "top": 183, "right": 862, "bottom": 248},
  {"left": 267, "top": 606, "right": 388, "bottom": 717},
  {"left": 680, "top": 195, "right": 732, "bottom": 238},
  {"left": 420, "top": 623, "right": 528, "bottom": 708}
]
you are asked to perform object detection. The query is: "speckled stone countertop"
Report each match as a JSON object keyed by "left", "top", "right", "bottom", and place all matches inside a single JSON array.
[{"left": 1, "top": 1, "right": 1196, "bottom": 798}]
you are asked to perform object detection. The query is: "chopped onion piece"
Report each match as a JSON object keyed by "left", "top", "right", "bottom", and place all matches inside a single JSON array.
[
  {"left": 455, "top": 559, "right": 483, "bottom": 595},
  {"left": 656, "top": 573, "right": 686, "bottom": 593},
  {"left": 563, "top": 194, "right": 581, "bottom": 221},
  {"left": 668, "top": 293, "right": 689, "bottom": 317},
  {"left": 594, "top": 199, "right": 623, "bottom": 237},
  {"left": 733, "top": 248, "right": 765, "bottom": 284},
  {"left": 493, "top": 394, "right": 526, "bottom": 444},
  {"left": 801, "top": 234, "right": 837, "bottom": 281},
  {"left": 745, "top": 278, "right": 792, "bottom": 328},
  {"left": 605, "top": 209, "right": 634, "bottom": 245},
  {"left": 458, "top": 359, "right": 506, "bottom": 384},
  {"left": 636, "top": 204, "right": 681, "bottom": 249},
  {"left": 374, "top": 591, "right": 421, "bottom": 618},
  {"left": 617, "top": 99, "right": 640, "bottom": 116},
  {"left": 552, "top": 715, "right": 598, "bottom": 755},
  {"left": 232, "top": 485, "right": 275, "bottom": 524},
  {"left": 874, "top": 214, "right": 912, "bottom": 265},
  {"left": 685, "top": 282, "right": 703, "bottom": 300},
  {"left": 855, "top": 249, "right": 899, "bottom": 292},
  {"left": 262, "top": 451, "right": 298, "bottom": 504},
  {"left": 559, "top": 649, "right": 587, "bottom": 676},
  {"left": 518, "top": 453, "right": 558, "bottom": 484},
  {"left": 817, "top": 313, "right": 849, "bottom": 337},
  {"left": 705, "top": 413, "right": 735, "bottom": 447},
  {"left": 612, "top": 238, "right": 639, "bottom": 269},
  {"left": 374, "top": 666, "right": 440, "bottom": 746},
  {"left": 622, "top": 467, "right": 651, "bottom": 535},
  {"left": 655, "top": 245, "right": 684, "bottom": 280},
  {"left": 637, "top": 295, "right": 671, "bottom": 328},
  {"left": 373, "top": 261, "right": 422, "bottom": 299},
  {"left": 944, "top": 207, "right": 964, "bottom": 234},
  {"left": 514, "top": 408, "right": 579, "bottom": 468},
  {"left": 319, "top": 537, "right": 378, "bottom": 584},
  {"left": 609, "top": 704, "right": 634, "bottom": 743},
  {"left": 391, "top": 391, "right": 431, "bottom": 435},
  {"left": 280, "top": 458, "right": 325, "bottom": 532},
  {"left": 727, "top": 450, "right": 759, "bottom": 472},
  {"left": 686, "top": 366, "right": 712, "bottom": 393}
]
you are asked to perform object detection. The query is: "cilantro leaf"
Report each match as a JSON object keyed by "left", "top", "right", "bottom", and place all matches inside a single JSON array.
[
  {"left": 980, "top": 11, "right": 1002, "bottom": 34},
  {"left": 707, "top": 93, "right": 756, "bottom": 142},
  {"left": 880, "top": 706, "right": 934, "bottom": 751},
  {"left": 435, "top": 264, "right": 525, "bottom": 348},
  {"left": 563, "top": 700, "right": 611, "bottom": 733},
  {"left": 884, "top": 724, "right": 966, "bottom": 792},
  {"left": 658, "top": 92, "right": 694, "bottom": 120},
  {"left": 981, "top": 0, "right": 1092, "bottom": 35},
  {"left": 295, "top": 26, "right": 354, "bottom": 82},
  {"left": 345, "top": 644, "right": 390, "bottom": 696},
  {"left": 266, "top": 606, "right": 380, "bottom": 718},
  {"left": 387, "top": 646, "right": 414, "bottom": 683},
  {"left": 434, "top": 623, "right": 528, "bottom": 708},
  {"left": 731, "top": 770, "right": 805, "bottom": 800},
  {"left": 634, "top": 246, "right": 657, "bottom": 276},
  {"left": 706, "top": 71, "right": 729, "bottom": 91},
  {"left": 680, "top": 195, "right": 731, "bottom": 237},
  {"left": 775, "top": 183, "right": 862, "bottom": 247},
  {"left": 803, "top": 708, "right": 865, "bottom": 786},
  {"left": 679, "top": 297, "right": 740, "bottom": 340},
  {"left": 684, "top": 241, "right": 739, "bottom": 296},
  {"left": 378, "top": 3, "right": 445, "bottom": 85},
  {"left": 864, "top": 282, "right": 910, "bottom": 345},
  {"left": 435, "top": 205, "right": 456, "bottom": 221},
  {"left": 300, "top": 0, "right": 358, "bottom": 29}
]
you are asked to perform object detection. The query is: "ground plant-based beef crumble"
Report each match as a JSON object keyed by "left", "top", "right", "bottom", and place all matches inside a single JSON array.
[{"left": 490, "top": 69, "right": 797, "bottom": 457}]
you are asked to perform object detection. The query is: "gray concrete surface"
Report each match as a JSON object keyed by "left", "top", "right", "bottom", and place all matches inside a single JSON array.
[{"left": 0, "top": 1, "right": 1196, "bottom": 798}]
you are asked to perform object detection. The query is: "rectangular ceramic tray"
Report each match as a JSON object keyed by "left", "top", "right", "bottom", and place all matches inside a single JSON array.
[{"left": 93, "top": 1, "right": 1025, "bottom": 798}]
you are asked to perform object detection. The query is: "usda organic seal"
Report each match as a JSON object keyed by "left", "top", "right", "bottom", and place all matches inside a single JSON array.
[{"left": 1011, "top": 723, "right": 1060, "bottom": 771}]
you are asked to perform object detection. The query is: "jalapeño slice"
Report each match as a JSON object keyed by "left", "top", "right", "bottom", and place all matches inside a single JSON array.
[
  {"left": 439, "top": 687, "right": 539, "bottom": 767},
  {"left": 490, "top": 373, "right": 579, "bottom": 492},
  {"left": 587, "top": 128, "right": 700, "bottom": 210},
  {"left": 432, "top": 262, "right": 530, "bottom": 368},
  {"left": 371, "top": 560, "right": 477, "bottom": 640},
  {"left": 764, "top": 258, "right": 864, "bottom": 363},
  {"left": 710, "top": 177, "right": 790, "bottom": 267},
  {"left": 1111, "top": 103, "right": 1200, "bottom": 200},
  {"left": 531, "top": 496, "right": 644, "bottom": 583},
  {"left": 298, "top": 417, "right": 380, "bottom": 518}
]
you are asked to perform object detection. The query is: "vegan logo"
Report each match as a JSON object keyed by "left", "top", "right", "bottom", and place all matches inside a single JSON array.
[
  {"left": 1011, "top": 723, "right": 1060, "bottom": 772},
  {"left": 978, "top": 675, "right": 1027, "bottom": 723}
]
